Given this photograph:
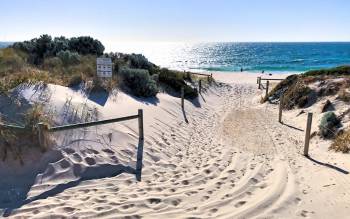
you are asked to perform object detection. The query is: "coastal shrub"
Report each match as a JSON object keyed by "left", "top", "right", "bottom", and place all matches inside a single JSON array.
[
  {"left": 120, "top": 67, "right": 158, "bottom": 97},
  {"left": 68, "top": 36, "right": 105, "bottom": 56},
  {"left": 282, "top": 81, "right": 311, "bottom": 109},
  {"left": 330, "top": 129, "right": 350, "bottom": 153},
  {"left": 12, "top": 34, "right": 104, "bottom": 65},
  {"left": 57, "top": 50, "right": 81, "bottom": 66},
  {"left": 303, "top": 66, "right": 350, "bottom": 77},
  {"left": 263, "top": 74, "right": 299, "bottom": 103},
  {"left": 158, "top": 68, "right": 198, "bottom": 99},
  {"left": 319, "top": 112, "right": 340, "bottom": 139}
]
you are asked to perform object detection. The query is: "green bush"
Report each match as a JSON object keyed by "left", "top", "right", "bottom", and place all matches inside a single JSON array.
[
  {"left": 158, "top": 68, "right": 198, "bottom": 99},
  {"left": 120, "top": 67, "right": 158, "bottom": 97},
  {"left": 319, "top": 112, "right": 340, "bottom": 138},
  {"left": 12, "top": 34, "right": 104, "bottom": 65},
  {"left": 303, "top": 66, "right": 350, "bottom": 77},
  {"left": 57, "top": 50, "right": 80, "bottom": 66}
]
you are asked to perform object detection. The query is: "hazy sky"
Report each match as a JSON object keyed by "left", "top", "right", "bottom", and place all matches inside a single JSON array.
[{"left": 1, "top": 0, "right": 350, "bottom": 44}]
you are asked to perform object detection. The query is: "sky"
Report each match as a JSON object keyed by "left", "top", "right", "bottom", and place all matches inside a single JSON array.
[{"left": 1, "top": 0, "right": 350, "bottom": 46}]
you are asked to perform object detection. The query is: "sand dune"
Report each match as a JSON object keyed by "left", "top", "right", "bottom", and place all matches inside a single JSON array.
[{"left": 1, "top": 73, "right": 350, "bottom": 218}]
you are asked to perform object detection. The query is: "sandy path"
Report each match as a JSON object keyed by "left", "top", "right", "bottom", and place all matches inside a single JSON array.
[{"left": 6, "top": 74, "right": 350, "bottom": 218}]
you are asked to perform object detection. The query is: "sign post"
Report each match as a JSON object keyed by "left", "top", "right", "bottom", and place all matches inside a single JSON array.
[{"left": 96, "top": 57, "right": 113, "bottom": 78}]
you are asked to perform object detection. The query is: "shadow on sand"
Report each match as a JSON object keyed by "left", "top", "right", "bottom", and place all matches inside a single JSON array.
[
  {"left": 280, "top": 121, "right": 304, "bottom": 132},
  {"left": 1, "top": 163, "right": 138, "bottom": 217},
  {"left": 305, "top": 155, "right": 349, "bottom": 175},
  {"left": 1, "top": 136, "right": 145, "bottom": 217}
]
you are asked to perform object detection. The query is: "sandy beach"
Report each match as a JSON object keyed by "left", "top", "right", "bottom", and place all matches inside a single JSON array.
[{"left": 1, "top": 71, "right": 350, "bottom": 219}]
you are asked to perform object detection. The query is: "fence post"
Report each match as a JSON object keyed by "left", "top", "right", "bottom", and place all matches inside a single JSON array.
[
  {"left": 304, "top": 112, "right": 313, "bottom": 156},
  {"left": 136, "top": 109, "right": 144, "bottom": 181},
  {"left": 257, "top": 77, "right": 259, "bottom": 84},
  {"left": 37, "top": 122, "right": 48, "bottom": 151},
  {"left": 258, "top": 77, "right": 261, "bottom": 89},
  {"left": 199, "top": 80, "right": 202, "bottom": 94},
  {"left": 138, "top": 109, "right": 144, "bottom": 141},
  {"left": 181, "top": 87, "right": 184, "bottom": 109},
  {"left": 278, "top": 96, "right": 283, "bottom": 123},
  {"left": 265, "top": 80, "right": 269, "bottom": 98}
]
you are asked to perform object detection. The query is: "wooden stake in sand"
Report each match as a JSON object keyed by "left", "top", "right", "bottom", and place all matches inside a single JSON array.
[
  {"left": 37, "top": 122, "right": 48, "bottom": 151},
  {"left": 279, "top": 96, "right": 283, "bottom": 123},
  {"left": 265, "top": 80, "right": 269, "bottom": 98},
  {"left": 181, "top": 87, "right": 185, "bottom": 109},
  {"left": 199, "top": 80, "right": 202, "bottom": 94},
  {"left": 304, "top": 112, "right": 313, "bottom": 156},
  {"left": 136, "top": 109, "right": 144, "bottom": 180},
  {"left": 258, "top": 77, "right": 261, "bottom": 89}
]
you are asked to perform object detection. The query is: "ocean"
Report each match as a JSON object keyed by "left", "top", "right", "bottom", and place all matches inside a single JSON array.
[{"left": 109, "top": 42, "right": 350, "bottom": 73}]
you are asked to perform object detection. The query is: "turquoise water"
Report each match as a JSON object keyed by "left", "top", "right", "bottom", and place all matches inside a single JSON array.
[{"left": 110, "top": 42, "right": 350, "bottom": 73}]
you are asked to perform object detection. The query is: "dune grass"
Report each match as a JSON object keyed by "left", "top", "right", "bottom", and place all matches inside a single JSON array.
[{"left": 330, "top": 129, "right": 350, "bottom": 153}]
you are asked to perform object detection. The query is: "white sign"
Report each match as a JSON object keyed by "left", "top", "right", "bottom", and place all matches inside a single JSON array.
[{"left": 96, "top": 57, "right": 113, "bottom": 78}]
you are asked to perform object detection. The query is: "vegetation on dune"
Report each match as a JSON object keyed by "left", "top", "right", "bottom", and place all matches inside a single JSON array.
[
  {"left": 0, "top": 35, "right": 202, "bottom": 99},
  {"left": 330, "top": 129, "right": 350, "bottom": 153},
  {"left": 264, "top": 74, "right": 311, "bottom": 109},
  {"left": 119, "top": 67, "right": 158, "bottom": 97},
  {"left": 0, "top": 104, "right": 52, "bottom": 164},
  {"left": 319, "top": 112, "right": 340, "bottom": 139},
  {"left": 302, "top": 65, "right": 350, "bottom": 77},
  {"left": 157, "top": 68, "right": 198, "bottom": 99},
  {"left": 264, "top": 66, "right": 350, "bottom": 109},
  {"left": 12, "top": 35, "right": 104, "bottom": 65}
]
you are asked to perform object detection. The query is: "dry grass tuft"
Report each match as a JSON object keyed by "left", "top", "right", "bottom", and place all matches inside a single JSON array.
[
  {"left": 330, "top": 129, "right": 350, "bottom": 153},
  {"left": 0, "top": 104, "right": 53, "bottom": 164}
]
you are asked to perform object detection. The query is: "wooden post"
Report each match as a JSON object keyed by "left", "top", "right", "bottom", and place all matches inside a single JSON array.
[
  {"left": 304, "top": 112, "right": 313, "bottom": 156},
  {"left": 37, "top": 122, "right": 48, "bottom": 151},
  {"left": 257, "top": 77, "right": 259, "bottom": 84},
  {"left": 138, "top": 109, "right": 144, "bottom": 141},
  {"left": 136, "top": 109, "right": 144, "bottom": 181},
  {"left": 258, "top": 77, "right": 261, "bottom": 89},
  {"left": 199, "top": 80, "right": 202, "bottom": 94},
  {"left": 278, "top": 96, "right": 283, "bottom": 123},
  {"left": 265, "top": 80, "right": 269, "bottom": 98},
  {"left": 181, "top": 87, "right": 184, "bottom": 109}
]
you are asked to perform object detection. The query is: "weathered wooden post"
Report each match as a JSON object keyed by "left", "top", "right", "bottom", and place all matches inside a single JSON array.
[
  {"left": 37, "top": 122, "right": 48, "bottom": 151},
  {"left": 257, "top": 77, "right": 259, "bottom": 84},
  {"left": 136, "top": 109, "right": 144, "bottom": 181},
  {"left": 304, "top": 112, "right": 313, "bottom": 156},
  {"left": 265, "top": 80, "right": 269, "bottom": 98},
  {"left": 199, "top": 80, "right": 202, "bottom": 94},
  {"left": 278, "top": 95, "right": 283, "bottom": 123},
  {"left": 181, "top": 87, "right": 184, "bottom": 109},
  {"left": 138, "top": 109, "right": 144, "bottom": 141},
  {"left": 258, "top": 77, "right": 261, "bottom": 89}
]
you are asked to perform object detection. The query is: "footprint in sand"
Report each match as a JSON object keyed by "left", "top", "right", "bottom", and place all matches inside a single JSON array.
[
  {"left": 102, "top": 148, "right": 115, "bottom": 155},
  {"left": 234, "top": 201, "right": 247, "bottom": 207},
  {"left": 148, "top": 198, "right": 162, "bottom": 204},
  {"left": 85, "top": 157, "right": 96, "bottom": 165}
]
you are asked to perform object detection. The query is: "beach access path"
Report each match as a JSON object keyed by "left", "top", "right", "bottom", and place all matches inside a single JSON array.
[{"left": 6, "top": 72, "right": 350, "bottom": 219}]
